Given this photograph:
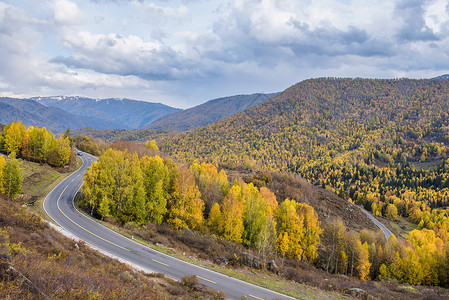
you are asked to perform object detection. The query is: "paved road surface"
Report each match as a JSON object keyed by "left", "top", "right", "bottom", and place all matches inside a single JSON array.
[
  {"left": 43, "top": 152, "right": 291, "bottom": 300},
  {"left": 358, "top": 206, "right": 393, "bottom": 240}
]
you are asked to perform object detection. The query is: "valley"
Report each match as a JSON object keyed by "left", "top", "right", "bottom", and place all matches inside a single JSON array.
[
  {"left": 1, "top": 77, "right": 449, "bottom": 299},
  {"left": 4, "top": 1, "right": 449, "bottom": 298}
]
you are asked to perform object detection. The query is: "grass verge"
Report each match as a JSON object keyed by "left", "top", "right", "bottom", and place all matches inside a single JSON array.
[
  {"left": 73, "top": 204, "right": 348, "bottom": 300},
  {"left": 209, "top": 267, "right": 347, "bottom": 300},
  {"left": 382, "top": 216, "right": 418, "bottom": 240},
  {"left": 21, "top": 156, "right": 82, "bottom": 221}
]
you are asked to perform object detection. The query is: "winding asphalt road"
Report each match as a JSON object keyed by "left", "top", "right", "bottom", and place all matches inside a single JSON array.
[
  {"left": 358, "top": 206, "right": 393, "bottom": 240},
  {"left": 43, "top": 152, "right": 291, "bottom": 300}
]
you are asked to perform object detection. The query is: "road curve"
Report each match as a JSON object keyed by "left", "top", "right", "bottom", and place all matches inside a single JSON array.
[
  {"left": 357, "top": 206, "right": 393, "bottom": 240},
  {"left": 43, "top": 152, "right": 291, "bottom": 300}
]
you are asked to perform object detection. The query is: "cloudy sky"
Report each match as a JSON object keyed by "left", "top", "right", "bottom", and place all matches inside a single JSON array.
[{"left": 0, "top": 0, "right": 449, "bottom": 108}]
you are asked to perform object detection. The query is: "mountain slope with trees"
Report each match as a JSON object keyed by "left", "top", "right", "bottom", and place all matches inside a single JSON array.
[
  {"left": 147, "top": 93, "right": 278, "bottom": 131},
  {"left": 159, "top": 77, "right": 449, "bottom": 286},
  {"left": 34, "top": 96, "right": 181, "bottom": 130}
]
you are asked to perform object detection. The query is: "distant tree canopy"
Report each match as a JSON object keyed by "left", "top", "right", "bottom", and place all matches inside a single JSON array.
[
  {"left": 73, "top": 135, "right": 100, "bottom": 156},
  {"left": 0, "top": 121, "right": 71, "bottom": 167},
  {"left": 320, "top": 219, "right": 449, "bottom": 287}
]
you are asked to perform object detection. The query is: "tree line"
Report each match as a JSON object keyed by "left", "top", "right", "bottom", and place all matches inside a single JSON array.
[
  {"left": 0, "top": 121, "right": 71, "bottom": 167},
  {"left": 321, "top": 219, "right": 449, "bottom": 287},
  {"left": 79, "top": 148, "right": 322, "bottom": 263}
]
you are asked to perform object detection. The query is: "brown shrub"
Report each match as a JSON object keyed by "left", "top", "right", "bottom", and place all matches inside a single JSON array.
[{"left": 181, "top": 275, "right": 199, "bottom": 290}]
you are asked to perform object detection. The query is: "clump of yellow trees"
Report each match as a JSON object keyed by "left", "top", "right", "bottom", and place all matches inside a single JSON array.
[
  {"left": 80, "top": 148, "right": 322, "bottom": 262},
  {"left": 0, "top": 121, "right": 71, "bottom": 167},
  {"left": 0, "top": 121, "right": 72, "bottom": 200}
]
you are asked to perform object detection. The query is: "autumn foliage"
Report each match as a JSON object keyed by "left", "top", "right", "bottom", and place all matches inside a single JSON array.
[
  {"left": 79, "top": 148, "right": 322, "bottom": 264},
  {"left": 157, "top": 78, "right": 449, "bottom": 287},
  {"left": 0, "top": 121, "right": 71, "bottom": 167}
]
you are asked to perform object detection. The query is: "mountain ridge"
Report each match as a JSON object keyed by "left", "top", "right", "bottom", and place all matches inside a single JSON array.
[
  {"left": 147, "top": 92, "right": 279, "bottom": 131},
  {"left": 33, "top": 96, "right": 181, "bottom": 130},
  {"left": 0, "top": 97, "right": 121, "bottom": 132}
]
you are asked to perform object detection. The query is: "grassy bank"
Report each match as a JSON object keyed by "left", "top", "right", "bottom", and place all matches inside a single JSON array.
[{"left": 20, "top": 156, "right": 82, "bottom": 221}]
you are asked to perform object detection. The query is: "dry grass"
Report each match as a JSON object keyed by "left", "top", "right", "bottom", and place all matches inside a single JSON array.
[{"left": 0, "top": 195, "right": 225, "bottom": 299}]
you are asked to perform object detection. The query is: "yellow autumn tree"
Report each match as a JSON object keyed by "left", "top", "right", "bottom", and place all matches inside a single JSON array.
[
  {"left": 298, "top": 203, "right": 322, "bottom": 262},
  {"left": 385, "top": 203, "right": 398, "bottom": 220},
  {"left": 221, "top": 182, "right": 245, "bottom": 242},
  {"left": 207, "top": 202, "right": 222, "bottom": 235},
  {"left": 167, "top": 168, "right": 204, "bottom": 229},
  {"left": 277, "top": 199, "right": 304, "bottom": 260},
  {"left": 190, "top": 162, "right": 229, "bottom": 215},
  {"left": 277, "top": 231, "right": 290, "bottom": 267},
  {"left": 356, "top": 240, "right": 371, "bottom": 280},
  {"left": 259, "top": 187, "right": 278, "bottom": 218},
  {"left": 82, "top": 160, "right": 101, "bottom": 216},
  {"left": 242, "top": 182, "right": 267, "bottom": 247},
  {"left": 0, "top": 156, "right": 4, "bottom": 194},
  {"left": 408, "top": 229, "right": 442, "bottom": 285},
  {"left": 255, "top": 187, "right": 278, "bottom": 261},
  {"left": 3, "top": 121, "right": 26, "bottom": 155},
  {"left": 141, "top": 155, "right": 169, "bottom": 224},
  {"left": 47, "top": 135, "right": 71, "bottom": 167},
  {"left": 2, "top": 153, "right": 22, "bottom": 200},
  {"left": 81, "top": 149, "right": 146, "bottom": 224},
  {"left": 145, "top": 140, "right": 159, "bottom": 152}
]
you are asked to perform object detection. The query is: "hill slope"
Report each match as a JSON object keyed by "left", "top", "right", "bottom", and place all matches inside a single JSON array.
[
  {"left": 162, "top": 78, "right": 449, "bottom": 165},
  {"left": 0, "top": 98, "right": 120, "bottom": 132},
  {"left": 34, "top": 96, "right": 181, "bottom": 129},
  {"left": 147, "top": 93, "right": 278, "bottom": 131},
  {"left": 0, "top": 193, "right": 230, "bottom": 299},
  {"left": 160, "top": 77, "right": 449, "bottom": 218}
]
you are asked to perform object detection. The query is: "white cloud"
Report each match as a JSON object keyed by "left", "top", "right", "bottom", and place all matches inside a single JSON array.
[
  {"left": 424, "top": 0, "right": 449, "bottom": 34},
  {"left": 54, "top": 31, "right": 197, "bottom": 80},
  {"left": 133, "top": 1, "right": 190, "bottom": 25},
  {"left": 52, "top": 0, "right": 83, "bottom": 26},
  {"left": 1, "top": 0, "right": 449, "bottom": 108},
  {"left": 0, "top": 2, "right": 163, "bottom": 102}
]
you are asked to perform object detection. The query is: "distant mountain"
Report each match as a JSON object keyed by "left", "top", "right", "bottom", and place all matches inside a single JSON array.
[
  {"left": 146, "top": 93, "right": 278, "bottom": 131},
  {"left": 0, "top": 97, "right": 121, "bottom": 132},
  {"left": 433, "top": 74, "right": 449, "bottom": 79},
  {"left": 33, "top": 96, "right": 181, "bottom": 130}
]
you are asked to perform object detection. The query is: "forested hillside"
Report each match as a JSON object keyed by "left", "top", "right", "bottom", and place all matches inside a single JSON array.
[
  {"left": 162, "top": 78, "right": 449, "bottom": 212},
  {"left": 147, "top": 93, "right": 278, "bottom": 131},
  {"left": 159, "top": 78, "right": 449, "bottom": 286}
]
